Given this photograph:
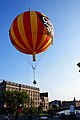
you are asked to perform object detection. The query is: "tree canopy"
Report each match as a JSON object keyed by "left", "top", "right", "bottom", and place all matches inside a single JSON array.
[{"left": 0, "top": 90, "right": 29, "bottom": 114}]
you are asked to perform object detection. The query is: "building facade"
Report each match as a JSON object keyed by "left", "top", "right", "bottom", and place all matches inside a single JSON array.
[
  {"left": 40, "top": 92, "right": 49, "bottom": 111},
  {"left": 62, "top": 97, "right": 80, "bottom": 108},
  {"left": 49, "top": 100, "right": 62, "bottom": 109},
  {"left": 0, "top": 80, "right": 40, "bottom": 108}
]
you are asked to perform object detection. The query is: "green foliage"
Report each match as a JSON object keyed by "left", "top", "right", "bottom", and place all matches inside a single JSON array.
[
  {"left": 23, "top": 106, "right": 43, "bottom": 115},
  {"left": 52, "top": 104, "right": 58, "bottom": 109},
  {"left": 38, "top": 105, "right": 43, "bottom": 115},
  {"left": 23, "top": 107, "right": 29, "bottom": 115},
  {"left": 0, "top": 90, "right": 29, "bottom": 114}
]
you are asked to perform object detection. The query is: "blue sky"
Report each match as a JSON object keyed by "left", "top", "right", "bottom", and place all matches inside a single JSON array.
[{"left": 0, "top": 0, "right": 80, "bottom": 101}]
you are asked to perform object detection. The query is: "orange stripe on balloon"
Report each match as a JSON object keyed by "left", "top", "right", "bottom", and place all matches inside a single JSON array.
[
  {"left": 30, "top": 11, "right": 38, "bottom": 52},
  {"left": 17, "top": 13, "right": 32, "bottom": 51},
  {"left": 36, "top": 33, "right": 47, "bottom": 50},
  {"left": 10, "top": 23, "right": 28, "bottom": 52},
  {"left": 15, "top": 45, "right": 32, "bottom": 54},
  {"left": 36, "top": 16, "right": 49, "bottom": 50},
  {"left": 38, "top": 36, "right": 51, "bottom": 51},
  {"left": 23, "top": 12, "right": 33, "bottom": 50},
  {"left": 12, "top": 15, "right": 30, "bottom": 51},
  {"left": 39, "top": 37, "right": 52, "bottom": 52},
  {"left": 10, "top": 26, "right": 32, "bottom": 54},
  {"left": 10, "top": 34, "right": 31, "bottom": 54},
  {"left": 36, "top": 42, "right": 51, "bottom": 54}
]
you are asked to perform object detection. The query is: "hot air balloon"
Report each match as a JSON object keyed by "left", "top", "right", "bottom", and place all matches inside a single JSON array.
[{"left": 9, "top": 11, "right": 54, "bottom": 61}]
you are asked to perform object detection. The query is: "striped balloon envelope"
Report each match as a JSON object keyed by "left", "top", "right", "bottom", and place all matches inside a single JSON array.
[{"left": 9, "top": 11, "right": 54, "bottom": 61}]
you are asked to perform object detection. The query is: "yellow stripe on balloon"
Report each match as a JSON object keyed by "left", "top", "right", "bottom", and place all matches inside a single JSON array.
[
  {"left": 10, "top": 24, "right": 27, "bottom": 51},
  {"left": 36, "top": 23, "right": 49, "bottom": 51},
  {"left": 40, "top": 37, "right": 52, "bottom": 52},
  {"left": 36, "top": 34, "right": 47, "bottom": 50},
  {"left": 17, "top": 14, "right": 32, "bottom": 51},
  {"left": 30, "top": 11, "right": 38, "bottom": 51}
]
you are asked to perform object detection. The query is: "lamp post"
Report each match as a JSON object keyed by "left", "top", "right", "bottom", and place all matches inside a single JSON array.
[{"left": 77, "top": 62, "right": 80, "bottom": 72}]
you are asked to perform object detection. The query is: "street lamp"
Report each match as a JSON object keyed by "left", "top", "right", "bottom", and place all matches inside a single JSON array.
[{"left": 77, "top": 62, "right": 80, "bottom": 72}]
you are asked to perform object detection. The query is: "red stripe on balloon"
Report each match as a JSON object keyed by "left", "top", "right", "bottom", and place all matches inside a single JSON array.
[
  {"left": 10, "top": 33, "right": 32, "bottom": 54},
  {"left": 9, "top": 33, "right": 15, "bottom": 46},
  {"left": 23, "top": 12, "right": 33, "bottom": 51},
  {"left": 36, "top": 42, "right": 51, "bottom": 54},
  {"left": 35, "top": 13, "right": 44, "bottom": 50},
  {"left": 13, "top": 16, "right": 29, "bottom": 50},
  {"left": 37, "top": 35, "right": 51, "bottom": 51}
]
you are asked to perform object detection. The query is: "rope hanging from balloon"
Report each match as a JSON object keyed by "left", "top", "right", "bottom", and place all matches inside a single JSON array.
[
  {"left": 32, "top": 65, "right": 36, "bottom": 85},
  {"left": 20, "top": 52, "right": 46, "bottom": 86}
]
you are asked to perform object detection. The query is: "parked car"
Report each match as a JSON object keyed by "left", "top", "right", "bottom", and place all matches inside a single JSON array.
[
  {"left": 0, "top": 115, "right": 9, "bottom": 120},
  {"left": 40, "top": 116, "right": 48, "bottom": 120}
]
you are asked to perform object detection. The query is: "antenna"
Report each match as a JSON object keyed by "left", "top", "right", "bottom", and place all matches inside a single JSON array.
[
  {"left": 29, "top": 0, "right": 31, "bottom": 11},
  {"left": 29, "top": 6, "right": 31, "bottom": 11}
]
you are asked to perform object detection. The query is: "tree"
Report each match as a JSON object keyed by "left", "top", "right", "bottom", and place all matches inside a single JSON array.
[
  {"left": 38, "top": 105, "right": 43, "bottom": 115},
  {"left": 0, "top": 90, "right": 29, "bottom": 115}
]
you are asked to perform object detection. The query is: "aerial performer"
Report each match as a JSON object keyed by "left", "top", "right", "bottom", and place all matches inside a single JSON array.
[{"left": 9, "top": 11, "right": 54, "bottom": 61}]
